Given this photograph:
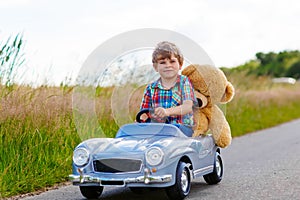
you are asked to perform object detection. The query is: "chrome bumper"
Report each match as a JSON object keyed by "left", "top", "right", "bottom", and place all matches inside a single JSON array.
[{"left": 69, "top": 173, "right": 172, "bottom": 186}]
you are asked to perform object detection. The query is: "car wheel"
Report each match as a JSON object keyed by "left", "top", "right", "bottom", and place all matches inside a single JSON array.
[
  {"left": 166, "top": 161, "right": 191, "bottom": 200},
  {"left": 79, "top": 186, "right": 103, "bottom": 199},
  {"left": 203, "top": 151, "right": 223, "bottom": 184}
]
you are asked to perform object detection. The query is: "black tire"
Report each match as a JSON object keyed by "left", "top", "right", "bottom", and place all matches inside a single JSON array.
[
  {"left": 203, "top": 151, "right": 223, "bottom": 184},
  {"left": 166, "top": 161, "right": 191, "bottom": 200},
  {"left": 80, "top": 186, "right": 103, "bottom": 199}
]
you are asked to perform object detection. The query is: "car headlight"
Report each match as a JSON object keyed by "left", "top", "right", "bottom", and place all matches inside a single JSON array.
[
  {"left": 145, "top": 147, "right": 164, "bottom": 166},
  {"left": 73, "top": 148, "right": 89, "bottom": 167}
]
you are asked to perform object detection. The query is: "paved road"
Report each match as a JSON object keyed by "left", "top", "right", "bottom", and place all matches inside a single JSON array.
[{"left": 22, "top": 119, "right": 300, "bottom": 200}]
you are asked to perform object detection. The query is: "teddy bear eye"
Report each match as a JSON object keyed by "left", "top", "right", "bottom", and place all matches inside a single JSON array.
[{"left": 197, "top": 98, "right": 203, "bottom": 107}]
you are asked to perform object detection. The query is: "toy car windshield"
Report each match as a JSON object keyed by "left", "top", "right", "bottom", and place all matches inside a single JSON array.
[{"left": 115, "top": 123, "right": 187, "bottom": 138}]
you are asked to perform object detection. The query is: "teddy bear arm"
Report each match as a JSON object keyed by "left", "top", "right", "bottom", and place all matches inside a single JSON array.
[
  {"left": 192, "top": 110, "right": 209, "bottom": 137},
  {"left": 209, "top": 105, "right": 232, "bottom": 148}
]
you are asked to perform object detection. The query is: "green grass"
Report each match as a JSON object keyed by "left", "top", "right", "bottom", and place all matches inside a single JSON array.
[
  {"left": 1, "top": 78, "right": 300, "bottom": 198},
  {"left": 0, "top": 85, "right": 120, "bottom": 198},
  {"left": 225, "top": 72, "right": 300, "bottom": 136},
  {"left": 227, "top": 93, "right": 300, "bottom": 137},
  {"left": 0, "top": 119, "right": 79, "bottom": 197}
]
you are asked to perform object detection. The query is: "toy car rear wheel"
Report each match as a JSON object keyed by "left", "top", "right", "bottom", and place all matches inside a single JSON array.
[
  {"left": 79, "top": 186, "right": 103, "bottom": 199},
  {"left": 166, "top": 161, "right": 191, "bottom": 200},
  {"left": 203, "top": 151, "right": 223, "bottom": 184}
]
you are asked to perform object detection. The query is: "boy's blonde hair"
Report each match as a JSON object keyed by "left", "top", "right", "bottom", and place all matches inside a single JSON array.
[{"left": 152, "top": 41, "right": 184, "bottom": 66}]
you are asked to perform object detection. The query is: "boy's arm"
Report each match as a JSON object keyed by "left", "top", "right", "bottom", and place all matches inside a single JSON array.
[
  {"left": 154, "top": 76, "right": 195, "bottom": 118},
  {"left": 167, "top": 100, "right": 193, "bottom": 116},
  {"left": 154, "top": 100, "right": 193, "bottom": 118}
]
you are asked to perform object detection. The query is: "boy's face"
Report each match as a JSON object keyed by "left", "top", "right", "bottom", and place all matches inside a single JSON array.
[{"left": 153, "top": 54, "right": 182, "bottom": 80}]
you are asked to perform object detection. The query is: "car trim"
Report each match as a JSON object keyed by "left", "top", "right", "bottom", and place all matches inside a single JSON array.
[
  {"left": 193, "top": 165, "right": 214, "bottom": 177},
  {"left": 93, "top": 158, "right": 143, "bottom": 174},
  {"left": 69, "top": 174, "right": 172, "bottom": 186}
]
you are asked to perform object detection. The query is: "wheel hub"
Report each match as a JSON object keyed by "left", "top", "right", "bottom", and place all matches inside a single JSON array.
[
  {"left": 216, "top": 157, "right": 222, "bottom": 177},
  {"left": 181, "top": 170, "right": 189, "bottom": 192}
]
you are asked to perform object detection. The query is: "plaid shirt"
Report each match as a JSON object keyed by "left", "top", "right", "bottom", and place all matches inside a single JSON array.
[{"left": 140, "top": 75, "right": 196, "bottom": 127}]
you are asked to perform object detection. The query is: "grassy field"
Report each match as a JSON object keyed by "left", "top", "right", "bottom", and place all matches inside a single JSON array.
[
  {"left": 226, "top": 72, "right": 300, "bottom": 136},
  {"left": 1, "top": 74, "right": 300, "bottom": 198},
  {"left": 0, "top": 86, "right": 80, "bottom": 198}
]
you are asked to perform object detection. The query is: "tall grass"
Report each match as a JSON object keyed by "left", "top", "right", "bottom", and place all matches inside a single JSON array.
[
  {"left": 0, "top": 34, "right": 25, "bottom": 87},
  {"left": 226, "top": 72, "right": 300, "bottom": 136},
  {"left": 0, "top": 85, "right": 80, "bottom": 198},
  {"left": 227, "top": 86, "right": 300, "bottom": 136},
  {"left": 1, "top": 72, "right": 300, "bottom": 198}
]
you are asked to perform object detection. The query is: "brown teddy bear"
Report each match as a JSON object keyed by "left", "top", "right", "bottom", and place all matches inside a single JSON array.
[{"left": 182, "top": 64, "right": 235, "bottom": 148}]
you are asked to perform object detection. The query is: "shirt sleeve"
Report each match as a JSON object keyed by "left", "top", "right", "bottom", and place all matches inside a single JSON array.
[
  {"left": 182, "top": 76, "right": 197, "bottom": 103},
  {"left": 140, "top": 85, "right": 152, "bottom": 109}
]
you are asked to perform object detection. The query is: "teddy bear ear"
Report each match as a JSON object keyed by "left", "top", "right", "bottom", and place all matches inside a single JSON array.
[
  {"left": 221, "top": 82, "right": 235, "bottom": 103},
  {"left": 181, "top": 64, "right": 197, "bottom": 76}
]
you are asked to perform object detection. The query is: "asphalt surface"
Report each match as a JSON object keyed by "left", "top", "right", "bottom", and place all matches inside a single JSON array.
[{"left": 21, "top": 119, "right": 300, "bottom": 200}]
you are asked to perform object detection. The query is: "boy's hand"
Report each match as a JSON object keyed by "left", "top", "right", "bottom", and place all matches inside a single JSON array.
[
  {"left": 154, "top": 107, "right": 169, "bottom": 118},
  {"left": 140, "top": 113, "right": 149, "bottom": 122}
]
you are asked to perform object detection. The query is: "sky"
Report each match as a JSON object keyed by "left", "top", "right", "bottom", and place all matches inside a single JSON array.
[{"left": 1, "top": 0, "right": 300, "bottom": 86}]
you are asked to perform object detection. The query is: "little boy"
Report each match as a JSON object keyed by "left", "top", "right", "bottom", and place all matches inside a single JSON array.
[{"left": 140, "top": 41, "right": 197, "bottom": 137}]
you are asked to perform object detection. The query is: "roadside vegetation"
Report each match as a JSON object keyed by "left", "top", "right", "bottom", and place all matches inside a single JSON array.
[
  {"left": 1, "top": 35, "right": 300, "bottom": 198},
  {"left": 222, "top": 50, "right": 300, "bottom": 79},
  {"left": 222, "top": 50, "right": 300, "bottom": 136},
  {"left": 225, "top": 72, "right": 300, "bottom": 137}
]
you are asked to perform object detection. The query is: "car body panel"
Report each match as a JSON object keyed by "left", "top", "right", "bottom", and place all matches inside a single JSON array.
[{"left": 69, "top": 123, "right": 218, "bottom": 188}]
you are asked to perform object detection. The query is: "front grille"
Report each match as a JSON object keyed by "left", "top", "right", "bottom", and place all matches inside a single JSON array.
[{"left": 93, "top": 158, "right": 142, "bottom": 173}]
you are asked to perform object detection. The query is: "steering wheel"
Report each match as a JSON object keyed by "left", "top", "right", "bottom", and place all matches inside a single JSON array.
[
  {"left": 136, "top": 108, "right": 169, "bottom": 123},
  {"left": 136, "top": 108, "right": 152, "bottom": 123}
]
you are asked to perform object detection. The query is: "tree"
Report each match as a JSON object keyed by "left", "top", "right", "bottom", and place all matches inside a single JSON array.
[{"left": 286, "top": 61, "right": 300, "bottom": 79}]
